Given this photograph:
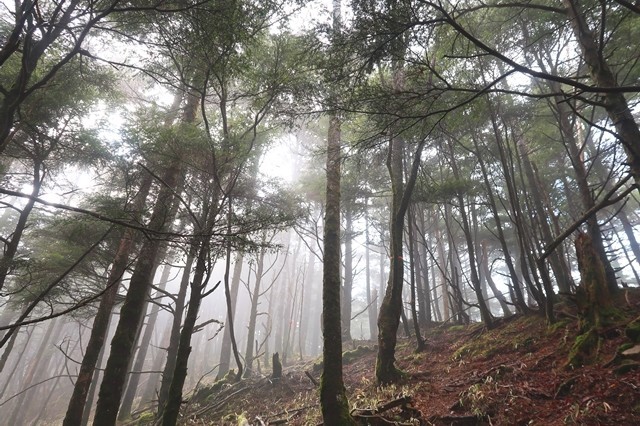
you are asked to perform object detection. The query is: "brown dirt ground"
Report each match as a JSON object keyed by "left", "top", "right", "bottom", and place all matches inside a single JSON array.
[{"left": 179, "top": 290, "right": 640, "bottom": 426}]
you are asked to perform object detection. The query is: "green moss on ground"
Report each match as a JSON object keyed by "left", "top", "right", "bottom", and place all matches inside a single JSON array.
[
  {"left": 452, "top": 315, "right": 544, "bottom": 361},
  {"left": 567, "top": 327, "right": 599, "bottom": 368}
]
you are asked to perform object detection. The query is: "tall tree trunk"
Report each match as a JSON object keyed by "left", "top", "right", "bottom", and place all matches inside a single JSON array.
[
  {"left": 8, "top": 318, "right": 62, "bottom": 425},
  {"left": 244, "top": 246, "right": 266, "bottom": 376},
  {"left": 563, "top": 0, "right": 640, "bottom": 188},
  {"left": 435, "top": 219, "right": 450, "bottom": 322},
  {"left": 415, "top": 208, "right": 430, "bottom": 328},
  {"left": 376, "top": 40, "right": 430, "bottom": 382},
  {"left": 156, "top": 248, "right": 196, "bottom": 418},
  {"left": 320, "top": 108, "right": 355, "bottom": 423},
  {"left": 161, "top": 238, "right": 211, "bottom": 426},
  {"left": 93, "top": 159, "right": 182, "bottom": 425},
  {"left": 472, "top": 132, "right": 528, "bottom": 313},
  {"left": 298, "top": 248, "right": 314, "bottom": 358},
  {"left": 118, "top": 262, "right": 172, "bottom": 420},
  {"left": 407, "top": 205, "right": 426, "bottom": 351},
  {"left": 223, "top": 202, "right": 243, "bottom": 380},
  {"left": 63, "top": 173, "right": 152, "bottom": 426},
  {"left": 365, "top": 203, "right": 378, "bottom": 339}
]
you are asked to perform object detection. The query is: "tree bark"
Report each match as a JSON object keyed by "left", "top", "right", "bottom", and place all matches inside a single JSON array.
[
  {"left": 320, "top": 111, "right": 355, "bottom": 424},
  {"left": 93, "top": 158, "right": 182, "bottom": 425},
  {"left": 161, "top": 237, "right": 211, "bottom": 426},
  {"left": 63, "top": 173, "right": 152, "bottom": 426},
  {"left": 365, "top": 203, "right": 378, "bottom": 339},
  {"left": 118, "top": 262, "right": 172, "bottom": 420},
  {"left": 244, "top": 246, "right": 266, "bottom": 376},
  {"left": 407, "top": 206, "right": 426, "bottom": 351},
  {"left": 156, "top": 248, "right": 195, "bottom": 418},
  {"left": 341, "top": 209, "right": 354, "bottom": 341}
]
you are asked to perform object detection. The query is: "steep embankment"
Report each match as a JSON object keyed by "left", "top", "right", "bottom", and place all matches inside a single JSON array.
[{"left": 175, "top": 291, "right": 640, "bottom": 425}]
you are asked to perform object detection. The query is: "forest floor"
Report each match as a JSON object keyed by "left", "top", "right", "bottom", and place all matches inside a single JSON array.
[{"left": 177, "top": 290, "right": 640, "bottom": 426}]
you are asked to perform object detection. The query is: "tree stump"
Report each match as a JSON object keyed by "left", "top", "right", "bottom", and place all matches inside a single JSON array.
[{"left": 272, "top": 352, "right": 282, "bottom": 379}]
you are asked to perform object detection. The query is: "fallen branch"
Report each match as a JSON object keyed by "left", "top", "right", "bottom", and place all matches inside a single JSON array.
[
  {"left": 264, "top": 404, "right": 318, "bottom": 424},
  {"left": 352, "top": 395, "right": 413, "bottom": 416},
  {"left": 189, "top": 385, "right": 250, "bottom": 418},
  {"left": 305, "top": 371, "right": 319, "bottom": 386}
]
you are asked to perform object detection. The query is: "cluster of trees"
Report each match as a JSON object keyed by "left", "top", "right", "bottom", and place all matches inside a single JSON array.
[{"left": 0, "top": 0, "right": 638, "bottom": 424}]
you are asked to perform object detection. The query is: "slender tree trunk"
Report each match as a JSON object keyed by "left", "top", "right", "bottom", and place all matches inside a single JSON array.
[
  {"left": 435, "top": 220, "right": 450, "bottom": 322},
  {"left": 341, "top": 209, "right": 354, "bottom": 341},
  {"left": 415, "top": 208, "right": 430, "bottom": 328},
  {"left": 618, "top": 210, "right": 640, "bottom": 270},
  {"left": 156, "top": 248, "right": 196, "bottom": 418},
  {"left": 298, "top": 248, "right": 314, "bottom": 358},
  {"left": 0, "top": 161, "right": 43, "bottom": 292},
  {"left": 161, "top": 239, "right": 210, "bottom": 426},
  {"left": 216, "top": 253, "right": 244, "bottom": 379},
  {"left": 297, "top": 260, "right": 306, "bottom": 360},
  {"left": 518, "top": 140, "right": 574, "bottom": 294},
  {"left": 223, "top": 202, "right": 243, "bottom": 380},
  {"left": 480, "top": 241, "right": 512, "bottom": 317},
  {"left": 472, "top": 132, "right": 527, "bottom": 312},
  {"left": 8, "top": 318, "right": 62, "bottom": 425},
  {"left": 365, "top": 204, "right": 377, "bottom": 339},
  {"left": 407, "top": 206, "right": 426, "bottom": 351},
  {"left": 244, "top": 247, "right": 266, "bottom": 376}
]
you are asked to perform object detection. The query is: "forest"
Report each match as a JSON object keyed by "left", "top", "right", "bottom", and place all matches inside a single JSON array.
[{"left": 0, "top": 0, "right": 639, "bottom": 425}]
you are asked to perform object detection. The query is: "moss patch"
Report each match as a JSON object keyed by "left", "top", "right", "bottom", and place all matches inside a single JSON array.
[
  {"left": 567, "top": 327, "right": 599, "bottom": 368},
  {"left": 312, "top": 345, "right": 375, "bottom": 373},
  {"left": 452, "top": 315, "right": 544, "bottom": 361},
  {"left": 625, "top": 319, "right": 640, "bottom": 343}
]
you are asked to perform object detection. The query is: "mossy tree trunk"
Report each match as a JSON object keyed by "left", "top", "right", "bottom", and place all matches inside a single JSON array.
[
  {"left": 575, "top": 232, "right": 613, "bottom": 329},
  {"left": 568, "top": 232, "right": 613, "bottom": 367}
]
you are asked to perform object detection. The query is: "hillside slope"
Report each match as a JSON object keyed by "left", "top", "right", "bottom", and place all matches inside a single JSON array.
[{"left": 175, "top": 292, "right": 640, "bottom": 425}]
